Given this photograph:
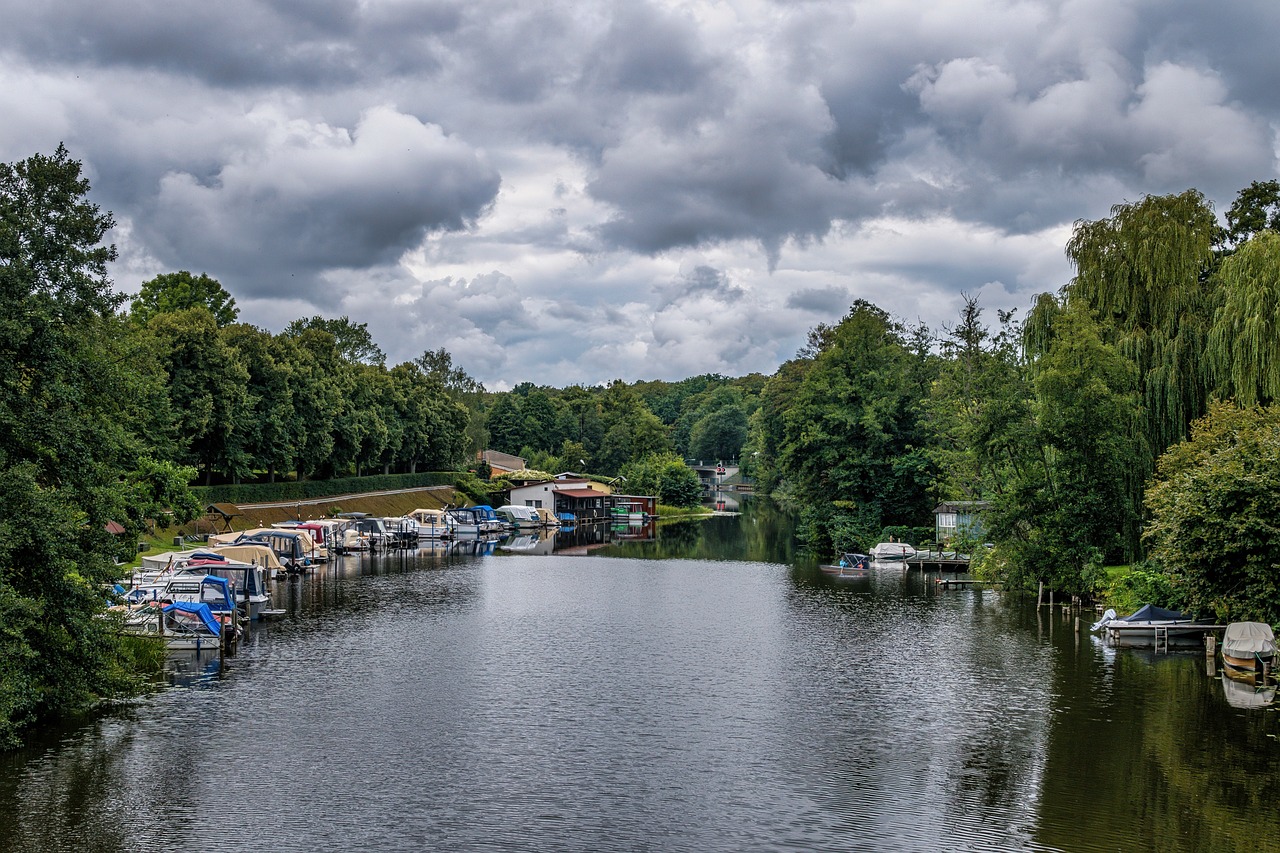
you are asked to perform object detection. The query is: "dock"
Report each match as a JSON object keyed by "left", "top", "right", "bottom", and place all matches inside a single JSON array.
[
  {"left": 935, "top": 578, "right": 987, "bottom": 590},
  {"left": 906, "top": 549, "right": 971, "bottom": 571}
]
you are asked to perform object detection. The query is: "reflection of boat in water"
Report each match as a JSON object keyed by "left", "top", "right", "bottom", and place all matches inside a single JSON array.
[
  {"left": 1093, "top": 604, "right": 1210, "bottom": 649},
  {"left": 1221, "top": 622, "right": 1276, "bottom": 679},
  {"left": 1220, "top": 672, "right": 1276, "bottom": 708},
  {"left": 819, "top": 553, "right": 871, "bottom": 579},
  {"left": 871, "top": 542, "right": 916, "bottom": 561}
]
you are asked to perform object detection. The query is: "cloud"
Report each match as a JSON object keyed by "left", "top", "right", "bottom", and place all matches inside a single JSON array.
[
  {"left": 1, "top": 0, "right": 1278, "bottom": 388},
  {"left": 137, "top": 106, "right": 499, "bottom": 299}
]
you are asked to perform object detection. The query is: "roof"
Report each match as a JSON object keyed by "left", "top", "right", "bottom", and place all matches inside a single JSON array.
[
  {"left": 205, "top": 502, "right": 242, "bottom": 519},
  {"left": 555, "top": 488, "right": 604, "bottom": 499},
  {"left": 933, "top": 501, "right": 990, "bottom": 513},
  {"left": 481, "top": 450, "right": 526, "bottom": 472},
  {"left": 104, "top": 520, "right": 126, "bottom": 535}
]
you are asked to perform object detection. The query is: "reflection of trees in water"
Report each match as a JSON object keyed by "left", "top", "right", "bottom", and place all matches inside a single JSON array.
[
  {"left": 1, "top": 719, "right": 157, "bottom": 853},
  {"left": 1036, "top": 633, "right": 1280, "bottom": 851},
  {"left": 590, "top": 499, "right": 806, "bottom": 564}
]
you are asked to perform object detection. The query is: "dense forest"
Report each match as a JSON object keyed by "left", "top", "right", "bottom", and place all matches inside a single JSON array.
[{"left": 3, "top": 147, "right": 1280, "bottom": 747}]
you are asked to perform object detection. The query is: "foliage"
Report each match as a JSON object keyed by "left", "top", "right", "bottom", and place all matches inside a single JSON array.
[
  {"left": 619, "top": 453, "right": 703, "bottom": 508},
  {"left": 0, "top": 146, "right": 199, "bottom": 747},
  {"left": 925, "top": 295, "right": 1032, "bottom": 503},
  {"left": 1100, "top": 565, "right": 1177, "bottom": 615},
  {"left": 985, "top": 301, "right": 1140, "bottom": 595},
  {"left": 129, "top": 270, "right": 238, "bottom": 327},
  {"left": 769, "top": 301, "right": 937, "bottom": 540},
  {"left": 1144, "top": 401, "right": 1280, "bottom": 622},
  {"left": 1224, "top": 179, "right": 1280, "bottom": 246},
  {"left": 1208, "top": 231, "right": 1280, "bottom": 406},
  {"left": 1062, "top": 189, "right": 1218, "bottom": 480},
  {"left": 284, "top": 315, "right": 385, "bottom": 366}
]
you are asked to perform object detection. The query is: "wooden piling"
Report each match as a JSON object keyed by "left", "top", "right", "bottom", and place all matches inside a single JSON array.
[{"left": 1204, "top": 634, "right": 1216, "bottom": 677}]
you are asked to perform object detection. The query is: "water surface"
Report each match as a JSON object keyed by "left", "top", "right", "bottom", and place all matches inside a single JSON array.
[{"left": 2, "top": 512, "right": 1276, "bottom": 852}]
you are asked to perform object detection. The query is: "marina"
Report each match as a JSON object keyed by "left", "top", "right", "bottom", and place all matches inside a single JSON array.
[{"left": 3, "top": 509, "right": 1277, "bottom": 853}]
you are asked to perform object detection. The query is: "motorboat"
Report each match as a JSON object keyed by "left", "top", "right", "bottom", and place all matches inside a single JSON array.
[
  {"left": 871, "top": 542, "right": 917, "bottom": 561},
  {"left": 1093, "top": 604, "right": 1205, "bottom": 649},
  {"left": 409, "top": 508, "right": 454, "bottom": 539},
  {"left": 819, "top": 553, "right": 871, "bottom": 578},
  {"left": 496, "top": 505, "right": 542, "bottom": 529},
  {"left": 1221, "top": 622, "right": 1276, "bottom": 679},
  {"left": 121, "top": 600, "right": 231, "bottom": 652}
]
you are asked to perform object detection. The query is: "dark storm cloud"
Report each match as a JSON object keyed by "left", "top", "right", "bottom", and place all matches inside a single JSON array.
[
  {"left": 2, "top": 0, "right": 1278, "bottom": 386},
  {"left": 135, "top": 107, "right": 500, "bottom": 299},
  {"left": 0, "top": 0, "right": 461, "bottom": 87}
]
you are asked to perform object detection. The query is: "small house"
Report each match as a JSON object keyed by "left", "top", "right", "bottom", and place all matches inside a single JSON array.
[{"left": 934, "top": 500, "right": 989, "bottom": 544}]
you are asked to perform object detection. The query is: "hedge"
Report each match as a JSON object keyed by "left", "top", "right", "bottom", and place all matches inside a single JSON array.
[{"left": 193, "top": 472, "right": 463, "bottom": 505}]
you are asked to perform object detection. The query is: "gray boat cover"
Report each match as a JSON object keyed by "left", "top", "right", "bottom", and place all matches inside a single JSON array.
[{"left": 1222, "top": 622, "right": 1277, "bottom": 656}]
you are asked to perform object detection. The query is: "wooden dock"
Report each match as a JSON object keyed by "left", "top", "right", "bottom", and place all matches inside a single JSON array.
[
  {"left": 935, "top": 578, "right": 989, "bottom": 590},
  {"left": 907, "top": 549, "right": 971, "bottom": 571}
]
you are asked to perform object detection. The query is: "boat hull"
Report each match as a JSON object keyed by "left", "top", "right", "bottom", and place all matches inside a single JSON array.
[{"left": 1104, "top": 623, "right": 1207, "bottom": 649}]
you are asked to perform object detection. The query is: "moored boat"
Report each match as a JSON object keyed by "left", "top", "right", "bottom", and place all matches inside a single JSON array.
[
  {"left": 871, "top": 542, "right": 917, "bottom": 561},
  {"left": 120, "top": 600, "right": 232, "bottom": 652},
  {"left": 819, "top": 553, "right": 871, "bottom": 578},
  {"left": 1221, "top": 622, "right": 1276, "bottom": 679},
  {"left": 1093, "top": 603, "right": 1206, "bottom": 649}
]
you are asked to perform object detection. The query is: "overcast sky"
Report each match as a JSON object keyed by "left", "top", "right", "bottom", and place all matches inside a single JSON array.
[{"left": 3, "top": 1, "right": 1277, "bottom": 388}]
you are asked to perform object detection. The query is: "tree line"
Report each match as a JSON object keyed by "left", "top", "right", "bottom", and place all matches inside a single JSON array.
[{"left": 4, "top": 145, "right": 1279, "bottom": 746}]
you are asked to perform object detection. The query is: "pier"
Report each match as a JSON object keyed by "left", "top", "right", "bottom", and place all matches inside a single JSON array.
[{"left": 905, "top": 548, "right": 971, "bottom": 571}]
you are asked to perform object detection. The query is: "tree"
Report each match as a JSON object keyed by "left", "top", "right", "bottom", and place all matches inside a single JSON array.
[
  {"left": 1224, "top": 179, "right": 1280, "bottom": 246},
  {"left": 988, "top": 301, "right": 1140, "bottom": 593},
  {"left": 620, "top": 453, "right": 703, "bottom": 507},
  {"left": 1208, "top": 231, "right": 1280, "bottom": 406},
  {"left": 925, "top": 295, "right": 1032, "bottom": 502},
  {"left": 776, "top": 301, "right": 935, "bottom": 549},
  {"left": 285, "top": 315, "right": 385, "bottom": 365},
  {"left": 485, "top": 394, "right": 526, "bottom": 453},
  {"left": 144, "top": 308, "right": 252, "bottom": 483},
  {"left": 130, "top": 270, "right": 238, "bottom": 327},
  {"left": 1145, "top": 402, "right": 1280, "bottom": 622},
  {"left": 0, "top": 146, "right": 198, "bottom": 746},
  {"left": 1062, "top": 190, "right": 1218, "bottom": 469},
  {"left": 220, "top": 324, "right": 298, "bottom": 482},
  {"left": 688, "top": 403, "right": 748, "bottom": 461}
]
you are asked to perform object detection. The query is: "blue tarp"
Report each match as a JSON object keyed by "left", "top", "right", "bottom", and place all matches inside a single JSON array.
[
  {"left": 163, "top": 601, "right": 224, "bottom": 637},
  {"left": 1120, "top": 603, "right": 1189, "bottom": 622}
]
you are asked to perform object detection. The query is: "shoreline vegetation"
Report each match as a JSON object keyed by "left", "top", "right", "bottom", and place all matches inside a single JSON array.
[{"left": 5, "top": 149, "right": 1280, "bottom": 747}]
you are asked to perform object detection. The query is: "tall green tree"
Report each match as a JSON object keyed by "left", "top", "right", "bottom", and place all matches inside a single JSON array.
[
  {"left": 989, "top": 301, "right": 1140, "bottom": 592},
  {"left": 220, "top": 324, "right": 298, "bottom": 482},
  {"left": 775, "top": 301, "right": 935, "bottom": 550},
  {"left": 144, "top": 308, "right": 252, "bottom": 483},
  {"left": 1061, "top": 189, "right": 1219, "bottom": 468},
  {"left": 285, "top": 315, "right": 385, "bottom": 366},
  {"left": 1208, "top": 231, "right": 1280, "bottom": 406},
  {"left": 0, "top": 147, "right": 198, "bottom": 746},
  {"left": 926, "top": 295, "right": 1032, "bottom": 502},
  {"left": 129, "top": 270, "right": 238, "bottom": 327}
]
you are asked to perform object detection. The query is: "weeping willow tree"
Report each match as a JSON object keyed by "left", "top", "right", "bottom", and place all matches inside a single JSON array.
[
  {"left": 1208, "top": 231, "right": 1280, "bottom": 406},
  {"left": 1062, "top": 190, "right": 1219, "bottom": 472}
]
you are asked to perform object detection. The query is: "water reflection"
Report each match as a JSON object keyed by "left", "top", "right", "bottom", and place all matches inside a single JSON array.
[{"left": 2, "top": 506, "right": 1278, "bottom": 853}]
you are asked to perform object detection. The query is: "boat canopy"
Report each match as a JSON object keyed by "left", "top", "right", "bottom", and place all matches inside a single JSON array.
[
  {"left": 1119, "top": 604, "right": 1189, "bottom": 623},
  {"left": 162, "top": 601, "right": 223, "bottom": 637},
  {"left": 1222, "top": 622, "right": 1277, "bottom": 655}
]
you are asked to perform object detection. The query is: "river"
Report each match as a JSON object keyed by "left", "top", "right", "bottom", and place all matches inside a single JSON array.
[{"left": 2, "top": 507, "right": 1277, "bottom": 852}]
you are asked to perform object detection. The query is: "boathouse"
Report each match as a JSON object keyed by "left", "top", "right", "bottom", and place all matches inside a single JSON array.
[{"left": 934, "top": 500, "right": 989, "bottom": 544}]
